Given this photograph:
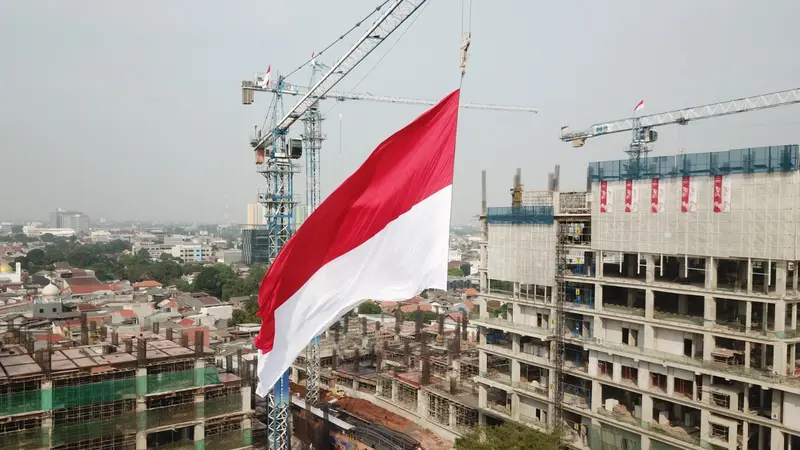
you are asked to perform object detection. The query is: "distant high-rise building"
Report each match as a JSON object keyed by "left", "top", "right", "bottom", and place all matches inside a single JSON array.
[
  {"left": 246, "top": 203, "right": 267, "bottom": 228},
  {"left": 51, "top": 209, "right": 90, "bottom": 234}
]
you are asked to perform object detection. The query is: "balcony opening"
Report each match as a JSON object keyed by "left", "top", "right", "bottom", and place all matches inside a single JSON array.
[
  {"left": 674, "top": 377, "right": 693, "bottom": 400},
  {"left": 565, "top": 314, "right": 592, "bottom": 339},
  {"left": 519, "top": 283, "right": 547, "bottom": 302},
  {"left": 602, "top": 253, "right": 646, "bottom": 281},
  {"left": 563, "top": 375, "right": 591, "bottom": 409},
  {"left": 486, "top": 354, "right": 511, "bottom": 385},
  {"left": 598, "top": 360, "right": 613, "bottom": 380},
  {"left": 519, "top": 336, "right": 549, "bottom": 361},
  {"left": 564, "top": 282, "right": 595, "bottom": 308},
  {"left": 603, "top": 286, "right": 645, "bottom": 316},
  {"left": 714, "top": 298, "right": 752, "bottom": 333},
  {"left": 752, "top": 260, "right": 777, "bottom": 294},
  {"left": 488, "top": 279, "right": 513, "bottom": 296},
  {"left": 712, "top": 337, "right": 746, "bottom": 366},
  {"left": 600, "top": 384, "right": 642, "bottom": 422},
  {"left": 486, "top": 386, "right": 512, "bottom": 417},
  {"left": 518, "top": 363, "right": 548, "bottom": 398},
  {"left": 484, "top": 328, "right": 512, "bottom": 354},
  {"left": 650, "top": 399, "right": 701, "bottom": 445},
  {"left": 650, "top": 372, "right": 667, "bottom": 394},
  {"left": 653, "top": 291, "right": 704, "bottom": 325},
  {"left": 565, "top": 344, "right": 589, "bottom": 373},
  {"left": 710, "top": 423, "right": 729, "bottom": 444},
  {"left": 716, "top": 258, "right": 747, "bottom": 292},
  {"left": 621, "top": 365, "right": 638, "bottom": 387},
  {"left": 566, "top": 248, "right": 595, "bottom": 278},
  {"left": 654, "top": 256, "right": 707, "bottom": 287}
]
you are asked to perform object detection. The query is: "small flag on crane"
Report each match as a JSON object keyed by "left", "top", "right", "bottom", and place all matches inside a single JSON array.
[
  {"left": 560, "top": 126, "right": 569, "bottom": 132},
  {"left": 633, "top": 100, "right": 645, "bottom": 113},
  {"left": 261, "top": 66, "right": 271, "bottom": 89}
]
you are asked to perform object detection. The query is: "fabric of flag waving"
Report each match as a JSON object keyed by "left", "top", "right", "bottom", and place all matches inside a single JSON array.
[{"left": 254, "top": 89, "right": 461, "bottom": 395}]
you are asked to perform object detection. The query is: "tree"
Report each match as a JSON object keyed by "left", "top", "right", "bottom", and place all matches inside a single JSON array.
[
  {"left": 448, "top": 267, "right": 464, "bottom": 277},
  {"left": 27, "top": 249, "right": 45, "bottom": 266},
  {"left": 454, "top": 423, "right": 560, "bottom": 450},
  {"left": 357, "top": 301, "right": 383, "bottom": 315}
]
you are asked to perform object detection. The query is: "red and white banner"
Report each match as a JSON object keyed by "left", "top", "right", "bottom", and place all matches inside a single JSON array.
[
  {"left": 600, "top": 181, "right": 612, "bottom": 213},
  {"left": 681, "top": 176, "right": 697, "bottom": 212},
  {"left": 650, "top": 178, "right": 665, "bottom": 212},
  {"left": 713, "top": 175, "right": 731, "bottom": 213},
  {"left": 624, "top": 180, "right": 639, "bottom": 212}
]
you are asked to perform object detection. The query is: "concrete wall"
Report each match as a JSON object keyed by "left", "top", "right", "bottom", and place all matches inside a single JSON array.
[
  {"left": 487, "top": 223, "right": 555, "bottom": 285},
  {"left": 653, "top": 328, "right": 687, "bottom": 356},
  {"left": 784, "top": 392, "right": 800, "bottom": 429},
  {"left": 591, "top": 171, "right": 800, "bottom": 260}
]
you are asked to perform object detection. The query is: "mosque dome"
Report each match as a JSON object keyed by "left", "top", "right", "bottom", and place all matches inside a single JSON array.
[
  {"left": 0, "top": 264, "right": 12, "bottom": 273},
  {"left": 42, "top": 283, "right": 60, "bottom": 297}
]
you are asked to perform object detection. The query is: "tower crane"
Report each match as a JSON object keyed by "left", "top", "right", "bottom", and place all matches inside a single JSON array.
[
  {"left": 241, "top": 1, "right": 431, "bottom": 449},
  {"left": 551, "top": 87, "right": 800, "bottom": 434}
]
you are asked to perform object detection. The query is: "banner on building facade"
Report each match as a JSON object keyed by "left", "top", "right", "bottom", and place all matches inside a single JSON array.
[
  {"left": 713, "top": 175, "right": 731, "bottom": 213},
  {"left": 650, "top": 178, "right": 664, "bottom": 212},
  {"left": 681, "top": 176, "right": 697, "bottom": 212}
]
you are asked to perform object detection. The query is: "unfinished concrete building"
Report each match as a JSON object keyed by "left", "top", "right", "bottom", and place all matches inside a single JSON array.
[
  {"left": 475, "top": 145, "right": 800, "bottom": 450},
  {"left": 0, "top": 318, "right": 254, "bottom": 450},
  {"left": 290, "top": 312, "right": 483, "bottom": 440}
]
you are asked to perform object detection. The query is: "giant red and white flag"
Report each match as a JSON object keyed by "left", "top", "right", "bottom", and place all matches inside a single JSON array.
[{"left": 254, "top": 89, "right": 461, "bottom": 395}]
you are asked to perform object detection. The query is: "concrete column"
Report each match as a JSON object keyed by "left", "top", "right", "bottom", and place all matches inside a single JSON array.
[
  {"left": 136, "top": 432, "right": 147, "bottom": 450},
  {"left": 771, "top": 428, "right": 785, "bottom": 450},
  {"left": 241, "top": 418, "right": 253, "bottom": 446},
  {"left": 418, "top": 387, "right": 427, "bottom": 416},
  {"left": 645, "top": 254, "right": 655, "bottom": 284},
  {"left": 640, "top": 435, "right": 651, "bottom": 450},
  {"left": 776, "top": 301, "right": 787, "bottom": 333},
  {"left": 448, "top": 402, "right": 457, "bottom": 428},
  {"left": 479, "top": 350, "right": 487, "bottom": 374},
  {"left": 666, "top": 374, "right": 675, "bottom": 396},
  {"left": 700, "top": 409, "right": 710, "bottom": 440},
  {"left": 478, "top": 384, "right": 487, "bottom": 408},
  {"left": 512, "top": 303, "right": 522, "bottom": 324},
  {"left": 612, "top": 361, "right": 622, "bottom": 384},
  {"left": 744, "top": 342, "right": 751, "bottom": 368},
  {"left": 792, "top": 303, "right": 798, "bottom": 331},
  {"left": 705, "top": 257, "right": 718, "bottom": 290},
  {"left": 704, "top": 296, "right": 716, "bottom": 328},
  {"left": 746, "top": 301, "right": 753, "bottom": 333},
  {"left": 595, "top": 284, "right": 603, "bottom": 311},
  {"left": 194, "top": 359, "right": 205, "bottom": 386},
  {"left": 513, "top": 282, "right": 520, "bottom": 299},
  {"left": 678, "top": 294, "right": 689, "bottom": 315},
  {"left": 742, "top": 421, "right": 749, "bottom": 449},
  {"left": 763, "top": 303, "right": 769, "bottom": 333},
  {"left": 591, "top": 380, "right": 602, "bottom": 412},
  {"left": 747, "top": 258, "right": 754, "bottom": 294},
  {"left": 777, "top": 261, "right": 788, "bottom": 297},
  {"left": 511, "top": 359, "right": 521, "bottom": 383},
  {"left": 478, "top": 297, "right": 488, "bottom": 319},
  {"left": 638, "top": 368, "right": 650, "bottom": 391},
  {"left": 758, "top": 424, "right": 765, "bottom": 450},
  {"left": 512, "top": 333, "right": 520, "bottom": 353},
  {"left": 587, "top": 353, "right": 599, "bottom": 378},
  {"left": 794, "top": 262, "right": 799, "bottom": 292},
  {"left": 641, "top": 394, "right": 653, "bottom": 422},
  {"left": 193, "top": 423, "right": 204, "bottom": 450},
  {"left": 678, "top": 257, "right": 687, "bottom": 281},
  {"left": 791, "top": 344, "right": 797, "bottom": 375},
  {"left": 511, "top": 393, "right": 520, "bottom": 421},
  {"left": 645, "top": 289, "right": 654, "bottom": 319},
  {"left": 774, "top": 342, "right": 788, "bottom": 375},
  {"left": 479, "top": 326, "right": 487, "bottom": 345},
  {"left": 703, "top": 333, "right": 714, "bottom": 361},
  {"left": 391, "top": 380, "right": 398, "bottom": 402},
  {"left": 643, "top": 324, "right": 655, "bottom": 350},
  {"left": 597, "top": 251, "right": 604, "bottom": 278}
]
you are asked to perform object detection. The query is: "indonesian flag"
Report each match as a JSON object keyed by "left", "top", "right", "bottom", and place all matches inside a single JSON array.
[
  {"left": 633, "top": 99, "right": 644, "bottom": 113},
  {"left": 261, "top": 65, "right": 271, "bottom": 88},
  {"left": 254, "top": 89, "right": 461, "bottom": 395}
]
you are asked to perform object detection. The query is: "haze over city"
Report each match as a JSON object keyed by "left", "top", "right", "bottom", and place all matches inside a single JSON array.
[{"left": 2, "top": 0, "right": 799, "bottom": 224}]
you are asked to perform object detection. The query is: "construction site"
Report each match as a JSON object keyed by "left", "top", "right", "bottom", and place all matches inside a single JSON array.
[{"left": 0, "top": 318, "right": 254, "bottom": 450}]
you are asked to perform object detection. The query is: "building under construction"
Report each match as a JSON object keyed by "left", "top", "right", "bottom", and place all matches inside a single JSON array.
[
  {"left": 0, "top": 317, "right": 254, "bottom": 450},
  {"left": 474, "top": 144, "right": 800, "bottom": 450},
  {"left": 289, "top": 310, "right": 484, "bottom": 444}
]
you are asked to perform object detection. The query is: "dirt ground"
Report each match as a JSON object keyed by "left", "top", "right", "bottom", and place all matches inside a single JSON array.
[{"left": 290, "top": 383, "right": 453, "bottom": 450}]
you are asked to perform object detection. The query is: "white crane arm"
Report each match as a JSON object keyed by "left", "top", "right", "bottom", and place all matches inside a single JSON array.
[
  {"left": 252, "top": 0, "right": 428, "bottom": 150},
  {"left": 246, "top": 85, "right": 538, "bottom": 113},
  {"left": 561, "top": 88, "right": 800, "bottom": 143}
]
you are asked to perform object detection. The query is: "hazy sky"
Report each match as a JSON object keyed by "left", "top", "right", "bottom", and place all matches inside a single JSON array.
[{"left": 1, "top": 1, "right": 799, "bottom": 225}]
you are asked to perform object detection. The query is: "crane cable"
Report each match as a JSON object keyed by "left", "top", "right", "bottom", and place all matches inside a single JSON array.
[{"left": 282, "top": 0, "right": 393, "bottom": 81}]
